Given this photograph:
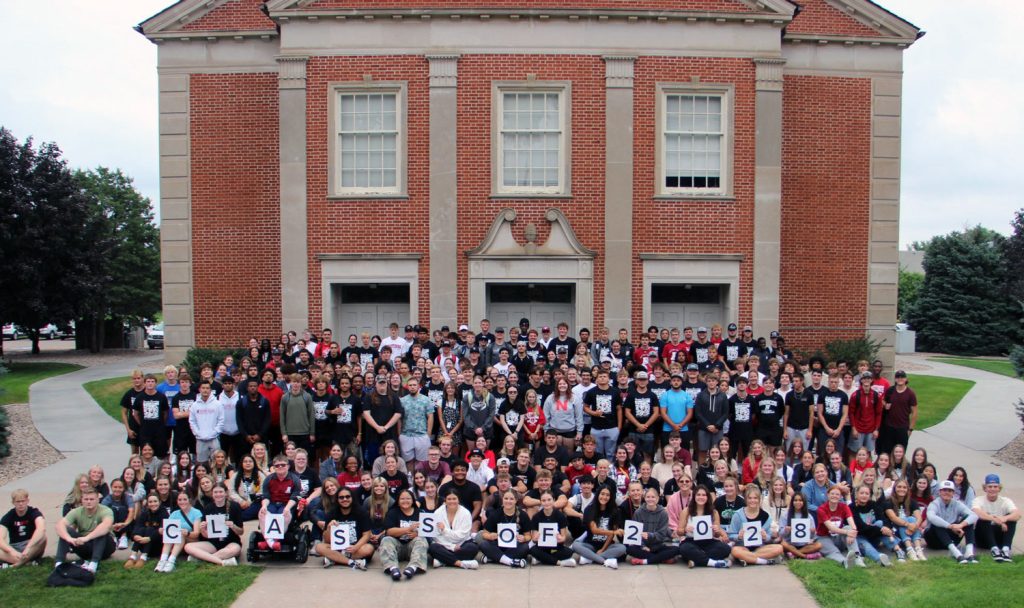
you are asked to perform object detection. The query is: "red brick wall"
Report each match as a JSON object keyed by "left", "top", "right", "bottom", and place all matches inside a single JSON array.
[
  {"left": 181, "top": 0, "right": 275, "bottom": 31},
  {"left": 786, "top": 0, "right": 883, "bottom": 38},
  {"left": 631, "top": 57, "right": 757, "bottom": 339},
  {"left": 303, "top": 0, "right": 755, "bottom": 12},
  {"left": 779, "top": 74, "right": 871, "bottom": 351},
  {"left": 304, "top": 56, "right": 432, "bottom": 330},
  {"left": 190, "top": 73, "right": 281, "bottom": 346},
  {"left": 455, "top": 55, "right": 607, "bottom": 328}
]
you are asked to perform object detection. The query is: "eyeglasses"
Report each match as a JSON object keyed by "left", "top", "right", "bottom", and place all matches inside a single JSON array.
[
  {"left": 338, "top": 496, "right": 353, "bottom": 500},
  {"left": 273, "top": 464, "right": 287, "bottom": 468}
]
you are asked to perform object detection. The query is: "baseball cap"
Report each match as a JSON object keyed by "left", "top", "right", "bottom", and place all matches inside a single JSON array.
[
  {"left": 496, "top": 457, "right": 511, "bottom": 466},
  {"left": 404, "top": 324, "right": 414, "bottom": 332},
  {"left": 939, "top": 480, "right": 955, "bottom": 491},
  {"left": 985, "top": 474, "right": 1001, "bottom": 485},
  {"left": 743, "top": 326, "right": 753, "bottom": 332},
  {"left": 495, "top": 326, "right": 505, "bottom": 333},
  {"left": 469, "top": 449, "right": 484, "bottom": 458},
  {"left": 686, "top": 363, "right": 699, "bottom": 371},
  {"left": 697, "top": 326, "right": 707, "bottom": 333},
  {"left": 519, "top": 317, "right": 530, "bottom": 326},
  {"left": 648, "top": 351, "right": 659, "bottom": 358},
  {"left": 635, "top": 370, "right": 649, "bottom": 380},
  {"left": 571, "top": 451, "right": 585, "bottom": 460},
  {"left": 727, "top": 323, "right": 737, "bottom": 331},
  {"left": 440, "top": 340, "right": 451, "bottom": 347},
  {"left": 770, "top": 331, "right": 780, "bottom": 338},
  {"left": 272, "top": 348, "right": 282, "bottom": 355},
  {"left": 440, "top": 325, "right": 450, "bottom": 332},
  {"left": 894, "top": 370, "right": 908, "bottom": 378},
  {"left": 542, "top": 326, "right": 551, "bottom": 333},
  {"left": 459, "top": 324, "right": 469, "bottom": 332},
  {"left": 375, "top": 374, "right": 388, "bottom": 384},
  {"left": 671, "top": 372, "right": 685, "bottom": 380}
]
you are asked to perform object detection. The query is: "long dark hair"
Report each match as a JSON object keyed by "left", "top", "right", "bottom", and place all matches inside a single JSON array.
[
  {"left": 687, "top": 484, "right": 717, "bottom": 517},
  {"left": 594, "top": 486, "right": 619, "bottom": 520},
  {"left": 947, "top": 466, "right": 972, "bottom": 501}
]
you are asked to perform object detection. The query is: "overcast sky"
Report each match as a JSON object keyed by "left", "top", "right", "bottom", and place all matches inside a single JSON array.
[{"left": 0, "top": 1, "right": 1018, "bottom": 247}]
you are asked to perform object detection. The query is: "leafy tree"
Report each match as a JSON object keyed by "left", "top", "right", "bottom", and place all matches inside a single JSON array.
[
  {"left": 907, "top": 226, "right": 1022, "bottom": 355},
  {"left": 0, "top": 130, "right": 105, "bottom": 354},
  {"left": 74, "top": 168, "right": 161, "bottom": 351},
  {"left": 898, "top": 268, "right": 924, "bottom": 322}
]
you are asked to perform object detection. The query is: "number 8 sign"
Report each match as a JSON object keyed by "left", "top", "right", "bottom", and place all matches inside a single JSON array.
[{"left": 790, "top": 517, "right": 813, "bottom": 546}]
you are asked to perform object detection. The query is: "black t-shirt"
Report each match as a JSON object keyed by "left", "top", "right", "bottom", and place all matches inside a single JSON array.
[
  {"left": 681, "top": 380, "right": 707, "bottom": 402},
  {"left": 714, "top": 495, "right": 744, "bottom": 526},
  {"left": 133, "top": 392, "right": 170, "bottom": 435},
  {"left": 582, "top": 504, "right": 621, "bottom": 544},
  {"left": 729, "top": 393, "right": 755, "bottom": 435},
  {"left": 754, "top": 393, "right": 786, "bottom": 430},
  {"left": 293, "top": 467, "right": 321, "bottom": 499},
  {"left": 532, "top": 445, "right": 570, "bottom": 469},
  {"left": 201, "top": 501, "right": 243, "bottom": 546},
  {"left": 530, "top": 509, "right": 568, "bottom": 534},
  {"left": 583, "top": 387, "right": 622, "bottom": 430},
  {"left": 332, "top": 507, "right": 371, "bottom": 543},
  {"left": 311, "top": 392, "right": 339, "bottom": 435},
  {"left": 509, "top": 464, "right": 537, "bottom": 489},
  {"left": 547, "top": 337, "right": 577, "bottom": 360},
  {"left": 524, "top": 342, "right": 547, "bottom": 364},
  {"left": 717, "top": 339, "right": 747, "bottom": 369},
  {"left": 484, "top": 508, "right": 531, "bottom": 535},
  {"left": 438, "top": 480, "right": 483, "bottom": 512},
  {"left": 331, "top": 393, "right": 362, "bottom": 445},
  {"left": 1, "top": 507, "right": 42, "bottom": 544},
  {"left": 121, "top": 388, "right": 144, "bottom": 431},
  {"left": 820, "top": 390, "right": 849, "bottom": 430},
  {"left": 689, "top": 341, "right": 714, "bottom": 370},
  {"left": 806, "top": 385, "right": 829, "bottom": 412},
  {"left": 623, "top": 389, "right": 659, "bottom": 427},
  {"left": 365, "top": 393, "right": 404, "bottom": 443},
  {"left": 380, "top": 470, "right": 410, "bottom": 498},
  {"left": 785, "top": 389, "right": 814, "bottom": 430},
  {"left": 383, "top": 506, "right": 421, "bottom": 543},
  {"left": 498, "top": 399, "right": 526, "bottom": 431},
  {"left": 424, "top": 380, "right": 446, "bottom": 410},
  {"left": 649, "top": 380, "right": 670, "bottom": 401}
]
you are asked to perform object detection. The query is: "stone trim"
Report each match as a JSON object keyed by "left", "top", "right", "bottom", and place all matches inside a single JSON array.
[
  {"left": 641, "top": 257, "right": 742, "bottom": 331},
  {"left": 277, "top": 55, "right": 308, "bottom": 90},
  {"left": 639, "top": 253, "right": 744, "bottom": 262},
  {"left": 603, "top": 55, "right": 635, "bottom": 332},
  {"left": 320, "top": 257, "right": 420, "bottom": 335},
  {"left": 603, "top": 55, "right": 636, "bottom": 89},
  {"left": 654, "top": 82, "right": 735, "bottom": 198},
  {"left": 318, "top": 253, "right": 422, "bottom": 261},
  {"left": 491, "top": 81, "right": 573, "bottom": 197},
  {"left": 427, "top": 54, "right": 460, "bottom": 88},
  {"left": 753, "top": 57, "right": 785, "bottom": 92},
  {"left": 279, "top": 55, "right": 310, "bottom": 333},
  {"left": 751, "top": 55, "right": 784, "bottom": 338},
  {"left": 428, "top": 54, "right": 460, "bottom": 331},
  {"left": 158, "top": 73, "right": 193, "bottom": 364},
  {"left": 467, "top": 208, "right": 596, "bottom": 258}
]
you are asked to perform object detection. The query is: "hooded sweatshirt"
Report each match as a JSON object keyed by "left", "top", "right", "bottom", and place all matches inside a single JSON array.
[
  {"left": 632, "top": 504, "right": 671, "bottom": 549},
  {"left": 189, "top": 393, "right": 225, "bottom": 441},
  {"left": 695, "top": 389, "right": 730, "bottom": 430}
]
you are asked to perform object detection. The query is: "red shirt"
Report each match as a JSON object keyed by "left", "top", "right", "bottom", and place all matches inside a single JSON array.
[
  {"left": 258, "top": 383, "right": 285, "bottom": 428},
  {"left": 741, "top": 457, "right": 762, "bottom": 485},
  {"left": 849, "top": 389, "right": 883, "bottom": 433},
  {"left": 816, "top": 501, "right": 853, "bottom": 536},
  {"left": 661, "top": 342, "right": 688, "bottom": 365},
  {"left": 523, "top": 406, "right": 546, "bottom": 436},
  {"left": 566, "top": 464, "right": 595, "bottom": 486},
  {"left": 336, "top": 472, "right": 363, "bottom": 493}
]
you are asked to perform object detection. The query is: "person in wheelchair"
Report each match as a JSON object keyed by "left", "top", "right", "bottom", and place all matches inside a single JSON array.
[{"left": 257, "top": 455, "right": 302, "bottom": 551}]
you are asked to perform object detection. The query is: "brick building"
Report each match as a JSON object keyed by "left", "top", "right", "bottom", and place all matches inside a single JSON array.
[{"left": 139, "top": 0, "right": 921, "bottom": 368}]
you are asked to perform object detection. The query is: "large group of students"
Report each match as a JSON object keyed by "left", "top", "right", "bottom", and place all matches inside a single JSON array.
[{"left": 1, "top": 319, "right": 1019, "bottom": 579}]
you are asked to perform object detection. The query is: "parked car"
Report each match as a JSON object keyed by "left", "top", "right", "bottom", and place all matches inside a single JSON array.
[
  {"left": 58, "top": 322, "right": 76, "bottom": 340},
  {"left": 147, "top": 324, "right": 164, "bottom": 349},
  {"left": 2, "top": 324, "right": 26, "bottom": 341},
  {"left": 38, "top": 324, "right": 59, "bottom": 340}
]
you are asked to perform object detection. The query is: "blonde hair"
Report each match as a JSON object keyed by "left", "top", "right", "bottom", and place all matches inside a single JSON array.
[{"left": 10, "top": 489, "right": 28, "bottom": 501}]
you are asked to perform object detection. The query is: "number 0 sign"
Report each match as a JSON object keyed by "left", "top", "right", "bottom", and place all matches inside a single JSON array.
[{"left": 692, "top": 515, "right": 713, "bottom": 541}]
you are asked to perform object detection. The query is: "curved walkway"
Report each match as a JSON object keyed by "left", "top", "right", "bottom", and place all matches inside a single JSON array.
[{"left": 898, "top": 354, "right": 1024, "bottom": 551}]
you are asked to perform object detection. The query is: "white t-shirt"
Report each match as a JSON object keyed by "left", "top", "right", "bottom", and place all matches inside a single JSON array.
[
  {"left": 380, "top": 337, "right": 410, "bottom": 359},
  {"left": 972, "top": 495, "right": 1017, "bottom": 517}
]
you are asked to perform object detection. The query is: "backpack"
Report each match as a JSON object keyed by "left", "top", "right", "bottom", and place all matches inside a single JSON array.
[{"left": 46, "top": 562, "right": 95, "bottom": 587}]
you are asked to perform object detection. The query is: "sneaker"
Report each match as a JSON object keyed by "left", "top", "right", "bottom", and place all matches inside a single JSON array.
[
  {"left": 879, "top": 554, "right": 892, "bottom": 567},
  {"left": 433, "top": 559, "right": 442, "bottom": 569},
  {"left": 687, "top": 560, "right": 695, "bottom": 569},
  {"left": 512, "top": 558, "right": 528, "bottom": 569},
  {"left": 222, "top": 558, "right": 238, "bottom": 567},
  {"left": 578, "top": 556, "right": 593, "bottom": 566},
  {"left": 766, "top": 557, "right": 782, "bottom": 566},
  {"left": 806, "top": 552, "right": 823, "bottom": 561},
  {"left": 956, "top": 555, "right": 969, "bottom": 565},
  {"left": 117, "top": 536, "right": 129, "bottom": 550},
  {"left": 163, "top": 560, "right": 176, "bottom": 573},
  {"left": 906, "top": 547, "right": 919, "bottom": 561},
  {"left": 1001, "top": 548, "right": 1014, "bottom": 562},
  {"left": 387, "top": 567, "right": 402, "bottom": 581},
  {"left": 603, "top": 558, "right": 618, "bottom": 570},
  {"left": 843, "top": 553, "right": 852, "bottom": 570},
  {"left": 403, "top": 566, "right": 418, "bottom": 579},
  {"left": 186, "top": 556, "right": 196, "bottom": 563},
  {"left": 916, "top": 547, "right": 927, "bottom": 561},
  {"left": 460, "top": 559, "right": 479, "bottom": 570},
  {"left": 480, "top": 555, "right": 490, "bottom": 564},
  {"left": 966, "top": 554, "right": 979, "bottom": 564},
  {"left": 630, "top": 557, "right": 645, "bottom": 566},
  {"left": 349, "top": 559, "right": 367, "bottom": 571},
  {"left": 323, "top": 557, "right": 333, "bottom": 569},
  {"left": 82, "top": 561, "right": 98, "bottom": 573},
  {"left": 558, "top": 558, "right": 577, "bottom": 568},
  {"left": 854, "top": 557, "right": 867, "bottom": 568},
  {"left": 530, "top": 557, "right": 538, "bottom": 565},
  {"left": 712, "top": 559, "right": 731, "bottom": 569},
  {"left": 894, "top": 549, "right": 906, "bottom": 563},
  {"left": 155, "top": 559, "right": 167, "bottom": 572}
]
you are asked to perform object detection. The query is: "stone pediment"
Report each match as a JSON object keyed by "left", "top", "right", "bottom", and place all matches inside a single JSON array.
[{"left": 467, "top": 208, "right": 595, "bottom": 259}]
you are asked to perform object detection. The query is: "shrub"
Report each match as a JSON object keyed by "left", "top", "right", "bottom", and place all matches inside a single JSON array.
[
  {"left": 180, "top": 347, "right": 247, "bottom": 377},
  {"left": 1010, "top": 345, "right": 1024, "bottom": 379},
  {"left": 798, "top": 337, "right": 883, "bottom": 367}
]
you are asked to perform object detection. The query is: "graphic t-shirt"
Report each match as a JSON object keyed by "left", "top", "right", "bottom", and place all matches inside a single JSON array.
[
  {"left": 583, "top": 387, "right": 621, "bottom": 431},
  {"left": 1, "top": 507, "right": 43, "bottom": 544},
  {"left": 624, "top": 390, "right": 659, "bottom": 427}
]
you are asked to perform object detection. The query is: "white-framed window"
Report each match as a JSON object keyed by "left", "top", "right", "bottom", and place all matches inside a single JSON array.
[
  {"left": 328, "top": 83, "right": 406, "bottom": 198},
  {"left": 656, "top": 84, "right": 733, "bottom": 197},
  {"left": 493, "top": 82, "right": 571, "bottom": 196}
]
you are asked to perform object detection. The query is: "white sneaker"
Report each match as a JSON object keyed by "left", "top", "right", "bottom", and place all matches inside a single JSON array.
[
  {"left": 433, "top": 559, "right": 442, "bottom": 568},
  {"left": 916, "top": 547, "right": 927, "bottom": 561},
  {"left": 578, "top": 556, "right": 593, "bottom": 565},
  {"left": 603, "top": 558, "right": 618, "bottom": 570},
  {"left": 222, "top": 557, "right": 238, "bottom": 567},
  {"left": 879, "top": 554, "right": 892, "bottom": 567},
  {"left": 163, "top": 560, "right": 176, "bottom": 573},
  {"left": 460, "top": 559, "right": 479, "bottom": 570},
  {"left": 558, "top": 558, "right": 577, "bottom": 568},
  {"left": 323, "top": 557, "right": 333, "bottom": 569},
  {"left": 155, "top": 559, "right": 167, "bottom": 572},
  {"left": 854, "top": 557, "right": 867, "bottom": 568},
  {"left": 117, "top": 536, "right": 129, "bottom": 550},
  {"left": 82, "top": 561, "right": 98, "bottom": 573},
  {"left": 349, "top": 559, "right": 367, "bottom": 571}
]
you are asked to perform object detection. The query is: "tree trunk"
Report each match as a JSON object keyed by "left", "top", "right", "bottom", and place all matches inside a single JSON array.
[{"left": 28, "top": 330, "right": 40, "bottom": 355}]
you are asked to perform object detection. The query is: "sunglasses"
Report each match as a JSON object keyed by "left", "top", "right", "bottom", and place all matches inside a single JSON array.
[
  {"left": 339, "top": 495, "right": 353, "bottom": 500},
  {"left": 274, "top": 463, "right": 288, "bottom": 468}
]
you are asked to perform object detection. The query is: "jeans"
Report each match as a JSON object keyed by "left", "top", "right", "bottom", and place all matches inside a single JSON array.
[
  {"left": 571, "top": 539, "right": 626, "bottom": 564},
  {"left": 56, "top": 530, "right": 115, "bottom": 563},
  {"left": 591, "top": 427, "right": 620, "bottom": 459},
  {"left": 856, "top": 534, "right": 896, "bottom": 563},
  {"left": 633, "top": 433, "right": 655, "bottom": 459},
  {"left": 894, "top": 516, "right": 922, "bottom": 543}
]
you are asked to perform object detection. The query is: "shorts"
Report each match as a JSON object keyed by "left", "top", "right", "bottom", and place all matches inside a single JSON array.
[
  {"left": 698, "top": 429, "right": 725, "bottom": 452},
  {"left": 846, "top": 430, "right": 876, "bottom": 454},
  {"left": 554, "top": 430, "right": 577, "bottom": 439},
  {"left": 400, "top": 434, "right": 431, "bottom": 462},
  {"left": 11, "top": 540, "right": 29, "bottom": 552}
]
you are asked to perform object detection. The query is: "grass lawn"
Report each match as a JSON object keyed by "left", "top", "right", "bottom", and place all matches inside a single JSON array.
[
  {"left": 789, "top": 555, "right": 1022, "bottom": 608},
  {"left": 908, "top": 374, "right": 974, "bottom": 429},
  {"left": 929, "top": 356, "right": 1019, "bottom": 379},
  {"left": 0, "top": 559, "right": 260, "bottom": 608},
  {"left": 0, "top": 362, "right": 82, "bottom": 405},
  {"left": 83, "top": 376, "right": 133, "bottom": 422}
]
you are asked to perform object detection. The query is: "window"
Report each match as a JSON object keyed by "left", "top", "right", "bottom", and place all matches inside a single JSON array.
[
  {"left": 329, "top": 83, "right": 406, "bottom": 197},
  {"left": 657, "top": 85, "right": 732, "bottom": 197},
  {"left": 494, "top": 83, "right": 571, "bottom": 196}
]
